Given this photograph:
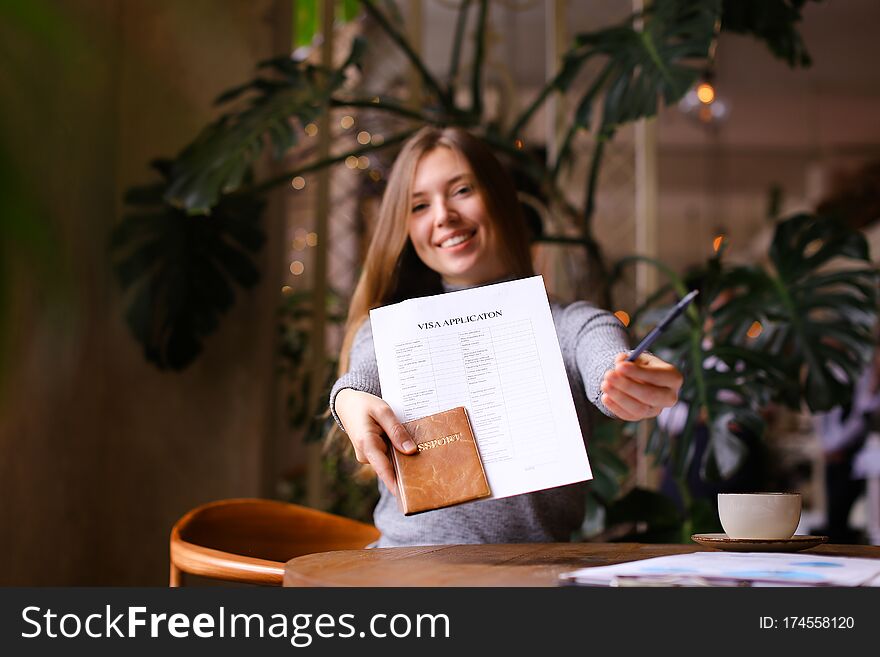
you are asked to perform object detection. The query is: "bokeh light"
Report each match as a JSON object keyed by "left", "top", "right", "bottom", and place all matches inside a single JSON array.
[{"left": 697, "top": 82, "right": 715, "bottom": 104}]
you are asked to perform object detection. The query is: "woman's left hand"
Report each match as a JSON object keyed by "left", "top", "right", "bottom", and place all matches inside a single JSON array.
[{"left": 600, "top": 352, "right": 683, "bottom": 421}]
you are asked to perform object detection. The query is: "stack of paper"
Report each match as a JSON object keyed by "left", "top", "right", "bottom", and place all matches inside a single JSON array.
[
  {"left": 370, "top": 276, "right": 592, "bottom": 500},
  {"left": 559, "top": 552, "right": 880, "bottom": 587}
]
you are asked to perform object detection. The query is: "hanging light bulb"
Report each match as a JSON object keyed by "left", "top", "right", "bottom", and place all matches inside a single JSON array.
[
  {"left": 679, "top": 71, "right": 730, "bottom": 126},
  {"left": 696, "top": 82, "right": 715, "bottom": 104}
]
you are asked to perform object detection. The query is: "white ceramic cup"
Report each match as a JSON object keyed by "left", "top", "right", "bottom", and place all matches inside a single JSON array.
[{"left": 717, "top": 493, "right": 802, "bottom": 540}]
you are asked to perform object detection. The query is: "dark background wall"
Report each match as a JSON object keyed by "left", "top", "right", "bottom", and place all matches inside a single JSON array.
[{"left": 0, "top": 0, "right": 289, "bottom": 585}]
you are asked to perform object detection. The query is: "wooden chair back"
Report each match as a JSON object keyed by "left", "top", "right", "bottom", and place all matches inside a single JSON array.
[{"left": 169, "top": 498, "right": 380, "bottom": 586}]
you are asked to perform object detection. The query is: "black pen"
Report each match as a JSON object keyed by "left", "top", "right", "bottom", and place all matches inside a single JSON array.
[{"left": 626, "top": 289, "right": 699, "bottom": 362}]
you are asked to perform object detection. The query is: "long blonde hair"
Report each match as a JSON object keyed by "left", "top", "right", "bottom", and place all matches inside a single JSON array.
[{"left": 339, "top": 126, "right": 535, "bottom": 373}]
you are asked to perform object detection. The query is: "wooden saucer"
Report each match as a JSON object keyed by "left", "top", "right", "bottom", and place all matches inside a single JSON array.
[{"left": 690, "top": 533, "right": 828, "bottom": 552}]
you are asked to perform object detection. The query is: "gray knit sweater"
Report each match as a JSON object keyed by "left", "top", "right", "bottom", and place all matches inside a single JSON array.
[{"left": 329, "top": 289, "right": 629, "bottom": 547}]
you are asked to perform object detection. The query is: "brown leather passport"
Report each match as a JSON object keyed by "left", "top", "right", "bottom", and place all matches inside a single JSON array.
[{"left": 390, "top": 406, "right": 491, "bottom": 516}]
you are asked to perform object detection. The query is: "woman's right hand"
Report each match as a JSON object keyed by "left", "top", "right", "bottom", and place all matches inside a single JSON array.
[{"left": 334, "top": 389, "right": 417, "bottom": 496}]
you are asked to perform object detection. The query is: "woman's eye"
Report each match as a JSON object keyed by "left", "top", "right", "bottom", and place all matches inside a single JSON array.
[
  {"left": 454, "top": 185, "right": 471, "bottom": 196},
  {"left": 411, "top": 203, "right": 428, "bottom": 213}
]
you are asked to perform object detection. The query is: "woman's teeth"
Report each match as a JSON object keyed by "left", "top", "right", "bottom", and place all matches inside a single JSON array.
[{"left": 440, "top": 232, "right": 474, "bottom": 248}]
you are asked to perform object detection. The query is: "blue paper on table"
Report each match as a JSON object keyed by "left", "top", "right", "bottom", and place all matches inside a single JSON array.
[{"left": 559, "top": 552, "right": 880, "bottom": 587}]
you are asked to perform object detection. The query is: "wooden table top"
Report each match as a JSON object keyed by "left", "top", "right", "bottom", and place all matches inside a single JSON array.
[{"left": 283, "top": 541, "right": 880, "bottom": 587}]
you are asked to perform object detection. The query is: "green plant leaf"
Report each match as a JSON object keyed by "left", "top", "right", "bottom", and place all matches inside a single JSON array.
[
  {"left": 511, "top": 0, "right": 719, "bottom": 153},
  {"left": 623, "top": 212, "right": 877, "bottom": 494},
  {"left": 590, "top": 464, "right": 620, "bottom": 503},
  {"left": 757, "top": 214, "right": 877, "bottom": 411},
  {"left": 571, "top": 0, "right": 719, "bottom": 136},
  {"left": 584, "top": 416, "right": 633, "bottom": 504},
  {"left": 164, "top": 38, "right": 366, "bottom": 213},
  {"left": 112, "top": 161, "right": 265, "bottom": 370},
  {"left": 720, "top": 0, "right": 820, "bottom": 68}
]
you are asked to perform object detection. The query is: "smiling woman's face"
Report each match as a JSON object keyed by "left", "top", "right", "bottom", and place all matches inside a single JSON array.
[{"left": 406, "top": 147, "right": 508, "bottom": 287}]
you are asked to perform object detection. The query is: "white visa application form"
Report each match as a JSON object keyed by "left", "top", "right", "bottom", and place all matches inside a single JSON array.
[{"left": 369, "top": 275, "right": 592, "bottom": 499}]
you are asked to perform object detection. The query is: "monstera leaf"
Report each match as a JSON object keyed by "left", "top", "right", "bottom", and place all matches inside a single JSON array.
[
  {"left": 112, "top": 160, "right": 265, "bottom": 369},
  {"left": 721, "top": 0, "right": 820, "bottom": 68},
  {"left": 164, "top": 38, "right": 365, "bottom": 214},
  {"left": 534, "top": 0, "right": 720, "bottom": 173},
  {"left": 628, "top": 213, "right": 877, "bottom": 484},
  {"left": 714, "top": 214, "right": 877, "bottom": 412},
  {"left": 580, "top": 0, "right": 719, "bottom": 132},
  {"left": 512, "top": 0, "right": 719, "bottom": 139}
]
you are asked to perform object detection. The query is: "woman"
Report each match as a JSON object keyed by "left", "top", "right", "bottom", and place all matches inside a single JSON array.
[{"left": 330, "top": 126, "right": 682, "bottom": 547}]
